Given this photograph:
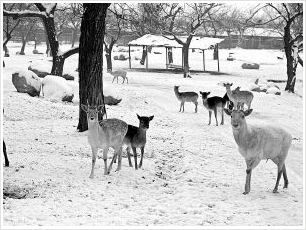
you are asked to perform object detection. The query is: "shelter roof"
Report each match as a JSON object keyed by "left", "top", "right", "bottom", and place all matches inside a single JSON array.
[{"left": 128, "top": 34, "right": 224, "bottom": 50}]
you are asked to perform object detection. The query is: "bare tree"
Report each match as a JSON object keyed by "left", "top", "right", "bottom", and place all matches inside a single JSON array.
[
  {"left": 162, "top": 3, "right": 220, "bottom": 78},
  {"left": 3, "top": 3, "right": 21, "bottom": 56},
  {"left": 104, "top": 4, "right": 125, "bottom": 71},
  {"left": 267, "top": 3, "right": 303, "bottom": 93},
  {"left": 3, "top": 3, "right": 79, "bottom": 76}
]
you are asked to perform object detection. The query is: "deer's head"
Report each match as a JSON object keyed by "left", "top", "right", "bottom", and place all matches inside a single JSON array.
[
  {"left": 224, "top": 109, "right": 253, "bottom": 130},
  {"left": 137, "top": 114, "right": 154, "bottom": 130}
]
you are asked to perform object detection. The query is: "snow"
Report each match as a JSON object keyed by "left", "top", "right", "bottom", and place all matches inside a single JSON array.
[{"left": 1, "top": 43, "right": 304, "bottom": 227}]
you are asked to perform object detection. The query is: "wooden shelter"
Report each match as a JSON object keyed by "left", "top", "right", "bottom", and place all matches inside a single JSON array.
[{"left": 128, "top": 34, "right": 224, "bottom": 72}]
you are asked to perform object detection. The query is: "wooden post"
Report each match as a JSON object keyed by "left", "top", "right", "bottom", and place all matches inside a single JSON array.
[
  {"left": 203, "top": 49, "right": 205, "bottom": 71},
  {"left": 166, "top": 47, "right": 168, "bottom": 69},
  {"left": 146, "top": 45, "right": 148, "bottom": 69},
  {"left": 128, "top": 45, "right": 131, "bottom": 69},
  {"left": 217, "top": 44, "right": 220, "bottom": 72}
]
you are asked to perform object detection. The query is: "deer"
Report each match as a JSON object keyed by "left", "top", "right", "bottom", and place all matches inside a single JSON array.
[
  {"left": 199, "top": 91, "right": 227, "bottom": 126},
  {"left": 108, "top": 69, "right": 128, "bottom": 84},
  {"left": 223, "top": 83, "right": 253, "bottom": 110},
  {"left": 224, "top": 108, "right": 292, "bottom": 194},
  {"left": 81, "top": 103, "right": 128, "bottom": 178},
  {"left": 119, "top": 114, "right": 154, "bottom": 170},
  {"left": 174, "top": 86, "right": 198, "bottom": 113}
]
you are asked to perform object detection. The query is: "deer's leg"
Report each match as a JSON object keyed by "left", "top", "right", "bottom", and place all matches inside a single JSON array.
[
  {"left": 132, "top": 147, "right": 138, "bottom": 170},
  {"left": 115, "top": 147, "right": 123, "bottom": 172},
  {"left": 89, "top": 147, "right": 98, "bottom": 178},
  {"left": 126, "top": 147, "right": 133, "bottom": 167},
  {"left": 112, "top": 77, "right": 115, "bottom": 83},
  {"left": 139, "top": 146, "right": 144, "bottom": 168},
  {"left": 122, "top": 76, "right": 124, "bottom": 84},
  {"left": 244, "top": 158, "right": 261, "bottom": 194},
  {"left": 126, "top": 77, "right": 128, "bottom": 84},
  {"left": 273, "top": 163, "right": 285, "bottom": 193},
  {"left": 213, "top": 108, "right": 218, "bottom": 126},
  {"left": 282, "top": 163, "right": 289, "bottom": 188},
  {"left": 208, "top": 111, "right": 212, "bottom": 125},
  {"left": 102, "top": 147, "right": 109, "bottom": 175},
  {"left": 3, "top": 141, "right": 9, "bottom": 167},
  {"left": 182, "top": 102, "right": 185, "bottom": 112},
  {"left": 108, "top": 153, "right": 117, "bottom": 174},
  {"left": 194, "top": 101, "right": 198, "bottom": 113},
  {"left": 220, "top": 108, "right": 224, "bottom": 125},
  {"left": 179, "top": 102, "right": 183, "bottom": 112}
]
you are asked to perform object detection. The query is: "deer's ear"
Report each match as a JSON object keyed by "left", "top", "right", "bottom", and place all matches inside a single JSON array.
[
  {"left": 97, "top": 105, "right": 104, "bottom": 112},
  {"left": 199, "top": 91, "right": 203, "bottom": 95},
  {"left": 224, "top": 108, "right": 232, "bottom": 116},
  {"left": 149, "top": 115, "right": 154, "bottom": 121},
  {"left": 207, "top": 92, "right": 210, "bottom": 95},
  {"left": 244, "top": 109, "right": 253, "bottom": 117},
  {"left": 137, "top": 114, "right": 141, "bottom": 120},
  {"left": 81, "top": 104, "right": 88, "bottom": 112}
]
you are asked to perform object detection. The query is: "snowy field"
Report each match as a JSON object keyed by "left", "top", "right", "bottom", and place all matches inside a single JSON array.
[{"left": 1, "top": 42, "right": 304, "bottom": 227}]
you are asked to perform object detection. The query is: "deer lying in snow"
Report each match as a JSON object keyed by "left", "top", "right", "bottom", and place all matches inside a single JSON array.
[
  {"left": 174, "top": 86, "right": 198, "bottom": 113},
  {"left": 108, "top": 69, "right": 128, "bottom": 84},
  {"left": 223, "top": 83, "right": 253, "bottom": 110},
  {"left": 122, "top": 114, "right": 154, "bottom": 170},
  {"left": 224, "top": 108, "right": 292, "bottom": 194},
  {"left": 81, "top": 104, "right": 128, "bottom": 178}
]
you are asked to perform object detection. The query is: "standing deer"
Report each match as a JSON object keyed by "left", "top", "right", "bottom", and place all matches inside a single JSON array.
[
  {"left": 199, "top": 91, "right": 227, "bottom": 126},
  {"left": 122, "top": 114, "right": 154, "bottom": 170},
  {"left": 224, "top": 108, "right": 292, "bottom": 194},
  {"left": 174, "top": 86, "right": 198, "bottom": 113},
  {"left": 108, "top": 69, "right": 128, "bottom": 84},
  {"left": 223, "top": 83, "right": 253, "bottom": 110},
  {"left": 81, "top": 104, "right": 128, "bottom": 178}
]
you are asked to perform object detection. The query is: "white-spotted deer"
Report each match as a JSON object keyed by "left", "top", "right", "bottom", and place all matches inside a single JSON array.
[
  {"left": 108, "top": 69, "right": 128, "bottom": 84},
  {"left": 223, "top": 83, "right": 253, "bottom": 110},
  {"left": 174, "top": 86, "right": 198, "bottom": 113},
  {"left": 224, "top": 109, "right": 292, "bottom": 194},
  {"left": 199, "top": 91, "right": 227, "bottom": 126},
  {"left": 81, "top": 104, "right": 128, "bottom": 178},
  {"left": 123, "top": 114, "right": 154, "bottom": 170}
]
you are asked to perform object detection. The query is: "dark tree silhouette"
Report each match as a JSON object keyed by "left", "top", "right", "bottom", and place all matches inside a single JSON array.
[
  {"left": 267, "top": 3, "right": 303, "bottom": 93},
  {"left": 77, "top": 3, "right": 110, "bottom": 132},
  {"left": 3, "top": 3, "right": 79, "bottom": 76}
]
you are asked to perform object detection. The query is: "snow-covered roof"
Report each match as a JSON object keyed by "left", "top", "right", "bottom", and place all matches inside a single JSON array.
[{"left": 128, "top": 34, "right": 224, "bottom": 50}]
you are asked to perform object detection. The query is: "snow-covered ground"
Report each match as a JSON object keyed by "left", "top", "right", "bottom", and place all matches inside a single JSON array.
[{"left": 1, "top": 43, "right": 304, "bottom": 227}]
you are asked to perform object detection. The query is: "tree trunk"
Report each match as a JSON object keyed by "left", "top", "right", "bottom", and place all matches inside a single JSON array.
[
  {"left": 77, "top": 3, "right": 110, "bottom": 132},
  {"left": 284, "top": 24, "right": 297, "bottom": 93},
  {"left": 20, "top": 32, "right": 26, "bottom": 55},
  {"left": 105, "top": 39, "right": 115, "bottom": 71},
  {"left": 3, "top": 35, "right": 11, "bottom": 57},
  {"left": 182, "top": 37, "right": 192, "bottom": 78},
  {"left": 237, "top": 29, "right": 245, "bottom": 48}
]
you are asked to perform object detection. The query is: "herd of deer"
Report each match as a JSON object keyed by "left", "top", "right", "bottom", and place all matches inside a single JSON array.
[
  {"left": 3, "top": 70, "right": 292, "bottom": 195},
  {"left": 174, "top": 83, "right": 292, "bottom": 194}
]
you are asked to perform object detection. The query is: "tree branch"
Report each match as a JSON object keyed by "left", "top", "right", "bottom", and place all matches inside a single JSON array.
[
  {"left": 3, "top": 9, "right": 46, "bottom": 20},
  {"left": 62, "top": 47, "right": 79, "bottom": 59}
]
